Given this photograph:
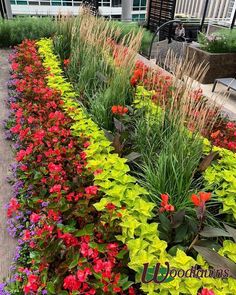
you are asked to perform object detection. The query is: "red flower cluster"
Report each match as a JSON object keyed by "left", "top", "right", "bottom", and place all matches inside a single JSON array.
[
  {"left": 23, "top": 274, "right": 39, "bottom": 294},
  {"left": 131, "top": 61, "right": 236, "bottom": 154},
  {"left": 6, "top": 40, "right": 135, "bottom": 294},
  {"left": 111, "top": 105, "right": 128, "bottom": 115},
  {"left": 7, "top": 197, "right": 20, "bottom": 217},
  {"left": 210, "top": 121, "right": 236, "bottom": 152},
  {"left": 159, "top": 194, "right": 175, "bottom": 213},
  {"left": 63, "top": 59, "right": 70, "bottom": 67},
  {"left": 130, "top": 61, "right": 172, "bottom": 95}
]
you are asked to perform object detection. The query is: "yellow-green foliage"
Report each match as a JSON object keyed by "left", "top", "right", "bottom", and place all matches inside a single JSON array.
[
  {"left": 37, "top": 38, "right": 236, "bottom": 295},
  {"left": 203, "top": 139, "right": 236, "bottom": 220}
]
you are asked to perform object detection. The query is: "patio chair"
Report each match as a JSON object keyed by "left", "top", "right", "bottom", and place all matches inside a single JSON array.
[{"left": 212, "top": 77, "right": 236, "bottom": 93}]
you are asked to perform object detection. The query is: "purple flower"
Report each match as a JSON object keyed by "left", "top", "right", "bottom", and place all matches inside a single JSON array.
[
  {"left": 0, "top": 283, "right": 10, "bottom": 295},
  {"left": 41, "top": 202, "right": 49, "bottom": 208}
]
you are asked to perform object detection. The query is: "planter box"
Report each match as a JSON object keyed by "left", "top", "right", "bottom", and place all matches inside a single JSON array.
[{"left": 186, "top": 45, "right": 236, "bottom": 84}]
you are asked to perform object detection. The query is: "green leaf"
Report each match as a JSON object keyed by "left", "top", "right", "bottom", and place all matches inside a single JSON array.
[
  {"left": 116, "top": 249, "right": 128, "bottom": 259},
  {"left": 75, "top": 224, "right": 94, "bottom": 237},
  {"left": 89, "top": 242, "right": 106, "bottom": 252},
  {"left": 174, "top": 224, "right": 188, "bottom": 243},
  {"left": 47, "top": 282, "right": 56, "bottom": 294},
  {"left": 159, "top": 214, "right": 171, "bottom": 232},
  {"left": 168, "top": 245, "right": 185, "bottom": 256},
  {"left": 122, "top": 281, "right": 134, "bottom": 290},
  {"left": 69, "top": 253, "right": 79, "bottom": 269},
  {"left": 34, "top": 171, "right": 42, "bottom": 180}
]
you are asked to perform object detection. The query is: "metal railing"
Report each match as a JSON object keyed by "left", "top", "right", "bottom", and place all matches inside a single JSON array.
[{"left": 175, "top": 0, "right": 234, "bottom": 20}]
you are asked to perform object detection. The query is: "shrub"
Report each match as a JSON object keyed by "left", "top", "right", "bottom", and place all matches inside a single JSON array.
[
  {"left": 0, "top": 17, "right": 57, "bottom": 47},
  {"left": 198, "top": 29, "right": 236, "bottom": 53},
  {"left": 109, "top": 21, "right": 153, "bottom": 55}
]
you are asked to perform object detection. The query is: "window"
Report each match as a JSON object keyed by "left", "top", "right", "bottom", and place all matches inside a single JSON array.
[
  {"left": 132, "top": 13, "right": 146, "bottom": 21},
  {"left": 52, "top": 0, "right": 62, "bottom": 5},
  {"left": 16, "top": 0, "right": 27, "bottom": 4},
  {"left": 99, "top": 0, "right": 110, "bottom": 7},
  {"left": 133, "top": 0, "right": 146, "bottom": 11},
  {"left": 112, "top": 0, "right": 121, "bottom": 7},
  {"left": 111, "top": 14, "right": 121, "bottom": 19},
  {"left": 63, "top": 0, "right": 72, "bottom": 5}
]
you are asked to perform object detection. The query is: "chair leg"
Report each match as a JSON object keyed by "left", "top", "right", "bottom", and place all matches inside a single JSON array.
[{"left": 212, "top": 81, "right": 217, "bottom": 92}]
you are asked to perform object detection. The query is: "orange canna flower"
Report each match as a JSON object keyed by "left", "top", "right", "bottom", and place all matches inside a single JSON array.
[{"left": 191, "top": 192, "right": 211, "bottom": 207}]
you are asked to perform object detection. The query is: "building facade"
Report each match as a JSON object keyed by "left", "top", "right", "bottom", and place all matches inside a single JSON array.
[
  {"left": 175, "top": 0, "right": 235, "bottom": 22},
  {"left": 10, "top": 0, "right": 147, "bottom": 20}
]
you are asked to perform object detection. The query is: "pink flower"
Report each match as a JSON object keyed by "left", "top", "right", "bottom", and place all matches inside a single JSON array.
[
  {"left": 83, "top": 141, "right": 90, "bottom": 148},
  {"left": 76, "top": 268, "right": 92, "bottom": 282},
  {"left": 20, "top": 165, "right": 28, "bottom": 171},
  {"left": 16, "top": 150, "right": 27, "bottom": 162},
  {"left": 226, "top": 122, "right": 235, "bottom": 129},
  {"left": 11, "top": 62, "right": 19, "bottom": 71},
  {"left": 80, "top": 152, "right": 87, "bottom": 160},
  {"left": 50, "top": 184, "right": 62, "bottom": 194},
  {"left": 30, "top": 213, "right": 41, "bottom": 223},
  {"left": 48, "top": 163, "right": 62, "bottom": 173},
  {"left": 63, "top": 275, "right": 80, "bottom": 291},
  {"left": 10, "top": 124, "right": 21, "bottom": 134},
  {"left": 198, "top": 288, "right": 215, "bottom": 295},
  {"left": 27, "top": 116, "right": 34, "bottom": 124},
  {"left": 33, "top": 129, "right": 45, "bottom": 141},
  {"left": 7, "top": 198, "right": 20, "bottom": 217},
  {"left": 23, "top": 230, "right": 31, "bottom": 241},
  {"left": 85, "top": 186, "right": 99, "bottom": 195},
  {"left": 94, "top": 169, "right": 103, "bottom": 175}
]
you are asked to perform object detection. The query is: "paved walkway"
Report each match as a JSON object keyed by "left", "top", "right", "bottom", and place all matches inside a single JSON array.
[{"left": 0, "top": 49, "right": 16, "bottom": 281}]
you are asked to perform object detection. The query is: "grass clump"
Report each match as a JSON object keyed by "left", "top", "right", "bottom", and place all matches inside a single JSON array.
[
  {"left": 54, "top": 9, "right": 143, "bottom": 130},
  {"left": 0, "top": 17, "right": 57, "bottom": 48}
]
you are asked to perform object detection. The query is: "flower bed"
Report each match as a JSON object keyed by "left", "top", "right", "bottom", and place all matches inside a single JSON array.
[
  {"left": 2, "top": 23, "right": 236, "bottom": 295},
  {"left": 131, "top": 60, "right": 236, "bottom": 153},
  {"left": 7, "top": 38, "right": 234, "bottom": 295},
  {"left": 3, "top": 39, "right": 137, "bottom": 295}
]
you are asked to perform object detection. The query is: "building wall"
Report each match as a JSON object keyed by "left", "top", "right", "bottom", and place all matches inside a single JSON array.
[
  {"left": 175, "top": 0, "right": 234, "bottom": 21},
  {"left": 10, "top": 0, "right": 147, "bottom": 20}
]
